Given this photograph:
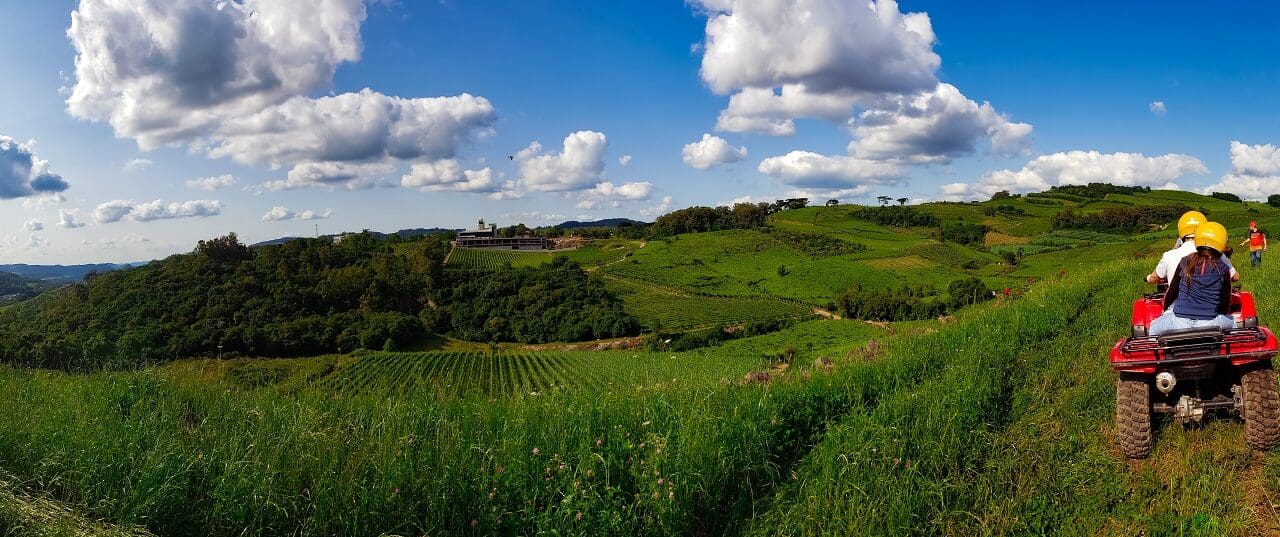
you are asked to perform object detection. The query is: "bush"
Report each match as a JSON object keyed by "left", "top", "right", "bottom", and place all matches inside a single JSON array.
[
  {"left": 848, "top": 206, "right": 940, "bottom": 228},
  {"left": 1050, "top": 204, "right": 1191, "bottom": 234},
  {"left": 1046, "top": 183, "right": 1150, "bottom": 199},
  {"left": 939, "top": 222, "right": 989, "bottom": 245},
  {"left": 1211, "top": 192, "right": 1243, "bottom": 203},
  {"left": 834, "top": 284, "right": 946, "bottom": 322},
  {"left": 983, "top": 205, "right": 1026, "bottom": 217},
  {"left": 1268, "top": 194, "right": 1280, "bottom": 208},
  {"left": 948, "top": 277, "right": 993, "bottom": 309}
]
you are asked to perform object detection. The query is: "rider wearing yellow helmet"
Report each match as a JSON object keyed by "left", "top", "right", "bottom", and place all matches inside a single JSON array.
[
  {"left": 1149, "top": 221, "right": 1236, "bottom": 335},
  {"left": 1147, "top": 210, "right": 1238, "bottom": 284}
]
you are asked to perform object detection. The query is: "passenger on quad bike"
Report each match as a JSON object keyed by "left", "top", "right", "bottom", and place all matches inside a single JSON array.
[
  {"left": 1112, "top": 218, "right": 1280, "bottom": 459},
  {"left": 1149, "top": 222, "right": 1235, "bottom": 336},
  {"left": 1147, "top": 211, "right": 1238, "bottom": 285}
]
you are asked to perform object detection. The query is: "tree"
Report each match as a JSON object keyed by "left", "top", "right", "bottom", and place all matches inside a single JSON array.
[
  {"left": 1269, "top": 194, "right": 1280, "bottom": 208},
  {"left": 990, "top": 190, "right": 1012, "bottom": 201},
  {"left": 1211, "top": 192, "right": 1243, "bottom": 203},
  {"left": 896, "top": 197, "right": 909, "bottom": 206},
  {"left": 877, "top": 196, "right": 891, "bottom": 206}
]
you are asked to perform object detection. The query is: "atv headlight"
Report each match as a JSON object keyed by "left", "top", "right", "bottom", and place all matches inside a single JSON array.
[
  {"left": 1132, "top": 325, "right": 1148, "bottom": 338},
  {"left": 1244, "top": 316, "right": 1259, "bottom": 329}
]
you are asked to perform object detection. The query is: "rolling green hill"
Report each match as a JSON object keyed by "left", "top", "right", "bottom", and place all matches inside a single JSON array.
[{"left": 6, "top": 187, "right": 1280, "bottom": 535}]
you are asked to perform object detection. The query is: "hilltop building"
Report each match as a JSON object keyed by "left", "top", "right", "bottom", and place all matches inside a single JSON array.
[{"left": 456, "top": 219, "right": 550, "bottom": 250}]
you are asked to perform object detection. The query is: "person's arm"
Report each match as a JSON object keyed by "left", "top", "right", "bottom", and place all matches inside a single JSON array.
[
  {"left": 1265, "top": 234, "right": 1268, "bottom": 251},
  {"left": 1164, "top": 263, "right": 1184, "bottom": 310},
  {"left": 1219, "top": 269, "right": 1233, "bottom": 317}
]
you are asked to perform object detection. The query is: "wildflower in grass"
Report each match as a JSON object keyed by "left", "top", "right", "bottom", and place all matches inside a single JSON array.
[
  {"left": 471, "top": 520, "right": 478, "bottom": 528},
  {"left": 595, "top": 438, "right": 603, "bottom": 447},
  {"left": 668, "top": 491, "right": 675, "bottom": 500},
  {"left": 657, "top": 478, "right": 664, "bottom": 485},
  {"left": 496, "top": 466, "right": 505, "bottom": 475},
  {"left": 532, "top": 447, "right": 540, "bottom": 456},
  {"left": 393, "top": 487, "right": 400, "bottom": 494},
  {"left": 893, "top": 458, "right": 901, "bottom": 466},
  {"left": 575, "top": 512, "right": 584, "bottom": 521}
]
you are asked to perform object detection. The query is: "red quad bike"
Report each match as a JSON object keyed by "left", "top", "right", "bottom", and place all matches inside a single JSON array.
[{"left": 1111, "top": 280, "right": 1280, "bottom": 458}]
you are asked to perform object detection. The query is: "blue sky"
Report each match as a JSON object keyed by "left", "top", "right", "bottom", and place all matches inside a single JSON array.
[{"left": 0, "top": 0, "right": 1278, "bottom": 264}]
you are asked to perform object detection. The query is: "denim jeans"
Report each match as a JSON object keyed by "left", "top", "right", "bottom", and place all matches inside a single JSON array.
[
  {"left": 1148, "top": 309, "right": 1235, "bottom": 336},
  {"left": 1251, "top": 249, "right": 1263, "bottom": 267}
]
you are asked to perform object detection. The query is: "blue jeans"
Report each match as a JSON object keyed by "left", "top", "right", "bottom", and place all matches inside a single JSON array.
[
  {"left": 1148, "top": 309, "right": 1235, "bottom": 335},
  {"left": 1251, "top": 249, "right": 1263, "bottom": 267}
]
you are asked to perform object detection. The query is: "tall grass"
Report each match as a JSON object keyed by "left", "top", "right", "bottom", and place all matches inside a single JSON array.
[{"left": 0, "top": 261, "right": 1122, "bottom": 535}]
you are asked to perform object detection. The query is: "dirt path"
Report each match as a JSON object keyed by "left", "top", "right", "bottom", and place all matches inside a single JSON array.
[{"left": 0, "top": 469, "right": 152, "bottom": 536}]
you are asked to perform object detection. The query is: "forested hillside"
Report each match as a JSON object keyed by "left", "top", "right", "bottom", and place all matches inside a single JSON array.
[{"left": 0, "top": 233, "right": 636, "bottom": 370}]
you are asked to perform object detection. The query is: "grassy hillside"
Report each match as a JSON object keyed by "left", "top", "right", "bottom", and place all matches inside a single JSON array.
[{"left": 6, "top": 188, "right": 1280, "bottom": 534}]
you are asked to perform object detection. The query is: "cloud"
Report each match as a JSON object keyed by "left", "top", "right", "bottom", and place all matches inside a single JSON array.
[
  {"left": 757, "top": 151, "right": 905, "bottom": 191},
  {"left": 949, "top": 151, "right": 1208, "bottom": 198},
  {"left": 692, "top": 0, "right": 938, "bottom": 96},
  {"left": 639, "top": 196, "right": 674, "bottom": 217},
  {"left": 66, "top": 0, "right": 496, "bottom": 190},
  {"left": 682, "top": 134, "right": 747, "bottom": 170},
  {"left": 261, "top": 206, "right": 333, "bottom": 222},
  {"left": 257, "top": 161, "right": 397, "bottom": 191},
  {"left": 185, "top": 174, "right": 238, "bottom": 190},
  {"left": 94, "top": 199, "right": 223, "bottom": 223},
  {"left": 22, "top": 193, "right": 66, "bottom": 209},
  {"left": 399, "top": 159, "right": 518, "bottom": 200},
  {"left": 1149, "top": 101, "right": 1167, "bottom": 117},
  {"left": 618, "top": 155, "right": 632, "bottom": 166},
  {"left": 1201, "top": 141, "right": 1280, "bottom": 200},
  {"left": 57, "top": 209, "right": 86, "bottom": 229},
  {"left": 516, "top": 131, "right": 608, "bottom": 192},
  {"left": 22, "top": 219, "right": 43, "bottom": 232},
  {"left": 690, "top": 0, "right": 1030, "bottom": 165},
  {"left": 503, "top": 211, "right": 567, "bottom": 223},
  {"left": 0, "top": 136, "right": 70, "bottom": 199},
  {"left": 576, "top": 181, "right": 655, "bottom": 209},
  {"left": 123, "top": 158, "right": 152, "bottom": 172},
  {"left": 848, "top": 83, "right": 1032, "bottom": 162}
]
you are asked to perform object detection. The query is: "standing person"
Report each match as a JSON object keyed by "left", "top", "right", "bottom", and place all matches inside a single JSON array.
[
  {"left": 1147, "top": 211, "right": 1239, "bottom": 284},
  {"left": 1149, "top": 222, "right": 1236, "bottom": 335},
  {"left": 1239, "top": 221, "right": 1268, "bottom": 267}
]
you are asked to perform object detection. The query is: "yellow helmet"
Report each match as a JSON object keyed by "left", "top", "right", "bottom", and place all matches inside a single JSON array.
[
  {"left": 1177, "top": 210, "right": 1207, "bottom": 238},
  {"left": 1194, "top": 221, "right": 1228, "bottom": 253}
]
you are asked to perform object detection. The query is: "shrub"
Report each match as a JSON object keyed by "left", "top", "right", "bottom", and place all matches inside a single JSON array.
[
  {"left": 848, "top": 206, "right": 940, "bottom": 228},
  {"left": 1211, "top": 192, "right": 1243, "bottom": 203},
  {"left": 1268, "top": 194, "right": 1280, "bottom": 208},
  {"left": 939, "top": 222, "right": 989, "bottom": 245},
  {"left": 948, "top": 277, "right": 993, "bottom": 309}
]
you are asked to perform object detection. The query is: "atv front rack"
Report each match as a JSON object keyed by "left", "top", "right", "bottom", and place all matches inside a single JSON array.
[{"left": 1113, "top": 327, "right": 1276, "bottom": 368}]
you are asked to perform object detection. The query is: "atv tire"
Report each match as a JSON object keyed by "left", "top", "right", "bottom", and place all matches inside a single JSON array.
[
  {"left": 1242, "top": 363, "right": 1280, "bottom": 451},
  {"left": 1116, "top": 374, "right": 1153, "bottom": 459}
]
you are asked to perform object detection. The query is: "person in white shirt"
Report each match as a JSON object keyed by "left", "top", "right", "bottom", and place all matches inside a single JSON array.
[{"left": 1147, "top": 211, "right": 1239, "bottom": 284}]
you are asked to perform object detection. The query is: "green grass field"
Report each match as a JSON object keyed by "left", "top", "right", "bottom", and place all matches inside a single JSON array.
[{"left": 11, "top": 189, "right": 1280, "bottom": 535}]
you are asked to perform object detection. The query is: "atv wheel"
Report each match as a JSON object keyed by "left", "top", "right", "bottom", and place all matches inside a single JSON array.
[
  {"left": 1241, "top": 363, "right": 1280, "bottom": 451},
  {"left": 1116, "top": 374, "right": 1153, "bottom": 459}
]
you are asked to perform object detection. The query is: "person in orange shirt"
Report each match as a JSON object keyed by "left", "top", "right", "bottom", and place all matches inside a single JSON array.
[{"left": 1239, "top": 221, "right": 1268, "bottom": 267}]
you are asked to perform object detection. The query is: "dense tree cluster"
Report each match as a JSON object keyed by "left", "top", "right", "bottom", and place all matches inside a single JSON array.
[
  {"left": 1210, "top": 192, "right": 1243, "bottom": 203},
  {"left": 0, "top": 272, "right": 43, "bottom": 304},
  {"left": 948, "top": 277, "right": 994, "bottom": 309},
  {"left": 847, "top": 206, "right": 941, "bottom": 228},
  {"left": 1046, "top": 183, "right": 1151, "bottom": 199},
  {"left": 939, "top": 222, "right": 990, "bottom": 245},
  {"left": 763, "top": 229, "right": 867, "bottom": 256},
  {"left": 649, "top": 203, "right": 770, "bottom": 237},
  {"left": 427, "top": 257, "right": 637, "bottom": 343},
  {"left": 0, "top": 233, "right": 635, "bottom": 371},
  {"left": 833, "top": 284, "right": 947, "bottom": 322},
  {"left": 1050, "top": 204, "right": 1192, "bottom": 233},
  {"left": 983, "top": 205, "right": 1026, "bottom": 217},
  {"left": 1270, "top": 195, "right": 1280, "bottom": 209}
]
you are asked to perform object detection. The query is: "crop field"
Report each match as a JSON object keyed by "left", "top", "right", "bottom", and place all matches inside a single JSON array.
[
  {"left": 601, "top": 274, "right": 812, "bottom": 329},
  {"left": 446, "top": 247, "right": 555, "bottom": 269}
]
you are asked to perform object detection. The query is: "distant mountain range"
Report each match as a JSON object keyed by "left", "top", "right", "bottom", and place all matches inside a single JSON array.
[
  {"left": 553, "top": 218, "right": 646, "bottom": 229},
  {"left": 0, "top": 263, "right": 139, "bottom": 283},
  {"left": 251, "top": 228, "right": 454, "bottom": 247}
]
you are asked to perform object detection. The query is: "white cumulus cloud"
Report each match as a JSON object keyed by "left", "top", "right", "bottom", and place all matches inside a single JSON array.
[
  {"left": 261, "top": 206, "right": 333, "bottom": 222},
  {"left": 0, "top": 136, "right": 70, "bottom": 199},
  {"left": 515, "top": 131, "right": 608, "bottom": 192},
  {"left": 1150, "top": 101, "right": 1167, "bottom": 117},
  {"left": 682, "top": 134, "right": 747, "bottom": 170},
  {"left": 57, "top": 209, "right": 86, "bottom": 229},
  {"left": 22, "top": 219, "right": 43, "bottom": 232},
  {"left": 757, "top": 151, "right": 905, "bottom": 191},
  {"left": 949, "top": 151, "right": 1208, "bottom": 198},
  {"left": 94, "top": 199, "right": 223, "bottom": 224},
  {"left": 1201, "top": 141, "right": 1280, "bottom": 200},
  {"left": 123, "top": 158, "right": 152, "bottom": 172},
  {"left": 576, "top": 181, "right": 655, "bottom": 209},
  {"left": 185, "top": 174, "right": 238, "bottom": 190},
  {"left": 849, "top": 83, "right": 1032, "bottom": 162},
  {"left": 618, "top": 154, "right": 633, "bottom": 166},
  {"left": 66, "top": 0, "right": 496, "bottom": 191}
]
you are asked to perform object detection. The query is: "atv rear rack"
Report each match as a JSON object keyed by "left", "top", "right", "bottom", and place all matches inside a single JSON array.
[{"left": 1113, "top": 327, "right": 1275, "bottom": 368}]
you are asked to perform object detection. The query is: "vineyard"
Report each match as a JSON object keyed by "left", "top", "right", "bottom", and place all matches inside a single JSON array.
[
  {"left": 323, "top": 351, "right": 589, "bottom": 395},
  {"left": 445, "top": 247, "right": 554, "bottom": 270}
]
